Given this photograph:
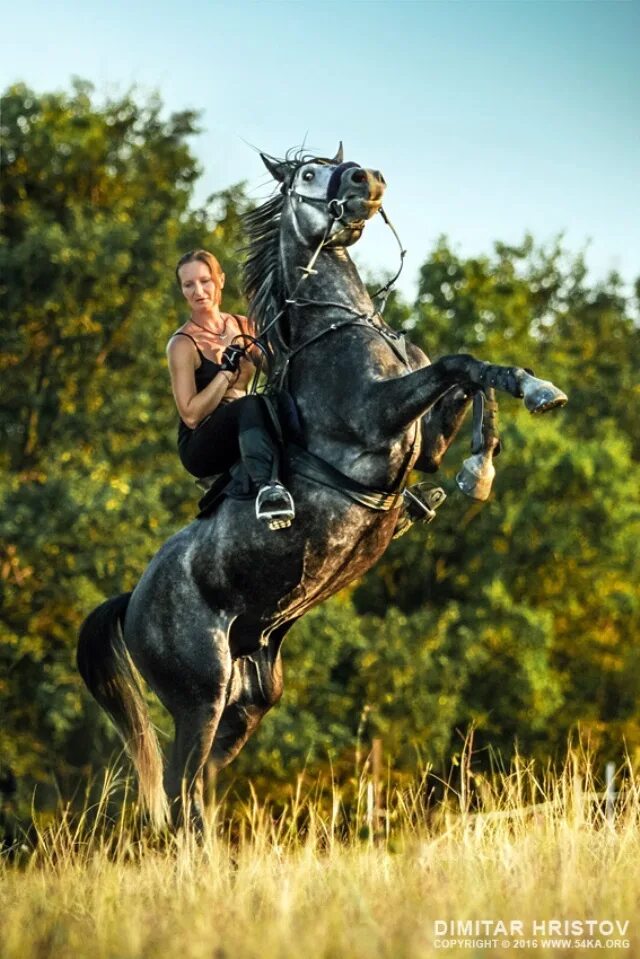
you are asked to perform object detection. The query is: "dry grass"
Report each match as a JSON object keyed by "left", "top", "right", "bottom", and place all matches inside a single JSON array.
[{"left": 2, "top": 750, "right": 640, "bottom": 959}]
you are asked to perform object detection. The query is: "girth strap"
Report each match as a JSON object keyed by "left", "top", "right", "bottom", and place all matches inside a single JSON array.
[{"left": 286, "top": 443, "right": 403, "bottom": 512}]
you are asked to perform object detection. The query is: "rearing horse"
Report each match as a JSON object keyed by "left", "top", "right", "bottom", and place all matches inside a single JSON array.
[{"left": 77, "top": 145, "right": 567, "bottom": 831}]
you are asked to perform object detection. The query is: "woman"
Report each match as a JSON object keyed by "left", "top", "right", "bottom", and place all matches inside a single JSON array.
[{"left": 167, "top": 249, "right": 295, "bottom": 529}]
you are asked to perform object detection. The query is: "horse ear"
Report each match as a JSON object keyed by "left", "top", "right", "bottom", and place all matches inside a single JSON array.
[
  {"left": 331, "top": 142, "right": 344, "bottom": 164},
  {"left": 260, "top": 153, "right": 289, "bottom": 183}
]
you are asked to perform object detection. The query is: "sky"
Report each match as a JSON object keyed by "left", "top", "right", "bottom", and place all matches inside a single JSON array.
[{"left": 2, "top": 0, "right": 638, "bottom": 300}]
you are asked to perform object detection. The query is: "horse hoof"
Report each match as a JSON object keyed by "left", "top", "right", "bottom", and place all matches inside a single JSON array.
[
  {"left": 456, "top": 453, "right": 496, "bottom": 502},
  {"left": 522, "top": 376, "right": 568, "bottom": 414}
]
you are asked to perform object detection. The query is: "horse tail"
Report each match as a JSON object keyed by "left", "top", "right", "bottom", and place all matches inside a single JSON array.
[{"left": 77, "top": 593, "right": 167, "bottom": 828}]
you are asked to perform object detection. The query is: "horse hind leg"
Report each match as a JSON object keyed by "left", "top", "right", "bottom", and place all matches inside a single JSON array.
[
  {"left": 165, "top": 698, "right": 229, "bottom": 835},
  {"left": 156, "top": 620, "right": 233, "bottom": 836},
  {"left": 203, "top": 623, "right": 292, "bottom": 800},
  {"left": 209, "top": 653, "right": 283, "bottom": 769}
]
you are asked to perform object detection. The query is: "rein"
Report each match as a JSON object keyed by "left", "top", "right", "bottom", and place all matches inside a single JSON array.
[
  {"left": 240, "top": 165, "right": 420, "bottom": 506},
  {"left": 274, "top": 315, "right": 410, "bottom": 389},
  {"left": 250, "top": 169, "right": 409, "bottom": 392},
  {"left": 277, "top": 180, "right": 419, "bottom": 503}
]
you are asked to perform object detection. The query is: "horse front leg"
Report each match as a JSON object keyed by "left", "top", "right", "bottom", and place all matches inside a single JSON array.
[
  {"left": 414, "top": 385, "right": 474, "bottom": 473},
  {"left": 416, "top": 385, "right": 503, "bottom": 501},
  {"left": 396, "top": 387, "right": 502, "bottom": 538},
  {"left": 370, "top": 354, "right": 567, "bottom": 439},
  {"left": 455, "top": 387, "right": 502, "bottom": 501}
]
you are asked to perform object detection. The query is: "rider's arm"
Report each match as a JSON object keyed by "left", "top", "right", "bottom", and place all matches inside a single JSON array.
[
  {"left": 220, "top": 315, "right": 260, "bottom": 401},
  {"left": 166, "top": 337, "right": 236, "bottom": 430}
]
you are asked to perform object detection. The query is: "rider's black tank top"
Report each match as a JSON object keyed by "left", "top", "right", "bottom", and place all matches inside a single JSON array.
[{"left": 171, "top": 330, "right": 223, "bottom": 445}]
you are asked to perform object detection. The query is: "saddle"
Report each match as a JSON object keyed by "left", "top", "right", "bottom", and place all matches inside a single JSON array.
[
  {"left": 196, "top": 391, "right": 301, "bottom": 517},
  {"left": 195, "top": 392, "right": 446, "bottom": 530}
]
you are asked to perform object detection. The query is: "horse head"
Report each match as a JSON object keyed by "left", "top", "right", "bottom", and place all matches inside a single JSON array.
[{"left": 260, "top": 144, "right": 386, "bottom": 248}]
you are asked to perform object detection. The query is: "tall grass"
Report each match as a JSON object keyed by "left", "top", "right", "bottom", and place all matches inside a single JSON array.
[{"left": 1, "top": 748, "right": 639, "bottom": 958}]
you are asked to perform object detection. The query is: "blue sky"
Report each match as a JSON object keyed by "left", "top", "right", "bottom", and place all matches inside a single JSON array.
[{"left": 2, "top": 0, "right": 638, "bottom": 299}]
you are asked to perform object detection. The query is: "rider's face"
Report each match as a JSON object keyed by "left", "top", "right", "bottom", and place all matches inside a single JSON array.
[{"left": 178, "top": 261, "right": 224, "bottom": 312}]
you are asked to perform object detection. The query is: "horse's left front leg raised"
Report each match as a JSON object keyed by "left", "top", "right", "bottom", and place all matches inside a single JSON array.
[{"left": 369, "top": 354, "right": 567, "bottom": 439}]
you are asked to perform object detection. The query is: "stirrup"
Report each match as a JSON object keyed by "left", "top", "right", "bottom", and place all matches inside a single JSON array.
[
  {"left": 393, "top": 484, "right": 447, "bottom": 539},
  {"left": 255, "top": 481, "right": 295, "bottom": 531},
  {"left": 404, "top": 483, "right": 446, "bottom": 522}
]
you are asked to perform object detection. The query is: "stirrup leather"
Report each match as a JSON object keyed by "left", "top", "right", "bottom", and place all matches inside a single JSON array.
[{"left": 255, "top": 482, "right": 296, "bottom": 531}]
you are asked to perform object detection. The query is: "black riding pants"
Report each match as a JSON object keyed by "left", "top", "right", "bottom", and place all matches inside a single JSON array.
[{"left": 178, "top": 395, "right": 279, "bottom": 483}]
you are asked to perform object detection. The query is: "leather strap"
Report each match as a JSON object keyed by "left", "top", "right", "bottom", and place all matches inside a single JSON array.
[{"left": 286, "top": 443, "right": 403, "bottom": 512}]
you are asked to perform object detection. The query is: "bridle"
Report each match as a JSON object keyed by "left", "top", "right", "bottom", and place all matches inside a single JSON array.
[
  {"left": 281, "top": 160, "right": 361, "bottom": 224},
  {"left": 227, "top": 156, "right": 420, "bottom": 503},
  {"left": 232, "top": 159, "right": 409, "bottom": 392}
]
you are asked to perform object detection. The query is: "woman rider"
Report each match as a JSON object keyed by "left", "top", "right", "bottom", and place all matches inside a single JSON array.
[{"left": 167, "top": 249, "right": 295, "bottom": 529}]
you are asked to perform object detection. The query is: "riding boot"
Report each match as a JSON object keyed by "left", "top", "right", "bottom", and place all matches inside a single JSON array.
[
  {"left": 238, "top": 427, "right": 295, "bottom": 530},
  {"left": 238, "top": 426, "right": 278, "bottom": 486}
]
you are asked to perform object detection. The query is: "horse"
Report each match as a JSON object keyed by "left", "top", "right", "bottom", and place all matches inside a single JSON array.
[{"left": 77, "top": 145, "right": 567, "bottom": 832}]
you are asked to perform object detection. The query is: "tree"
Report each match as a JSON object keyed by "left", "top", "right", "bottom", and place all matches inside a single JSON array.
[
  {"left": 0, "top": 80, "right": 249, "bottom": 802},
  {"left": 2, "top": 82, "right": 638, "bottom": 815},
  {"left": 352, "top": 238, "right": 640, "bottom": 765}
]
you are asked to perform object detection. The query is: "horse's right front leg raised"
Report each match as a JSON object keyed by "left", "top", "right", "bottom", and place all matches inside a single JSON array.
[{"left": 414, "top": 386, "right": 474, "bottom": 473}]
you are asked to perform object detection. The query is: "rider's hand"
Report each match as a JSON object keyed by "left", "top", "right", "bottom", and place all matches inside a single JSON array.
[
  {"left": 220, "top": 344, "right": 245, "bottom": 373},
  {"left": 232, "top": 354, "right": 255, "bottom": 391}
]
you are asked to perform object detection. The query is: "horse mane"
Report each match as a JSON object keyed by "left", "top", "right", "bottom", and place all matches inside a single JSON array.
[
  {"left": 242, "top": 149, "right": 336, "bottom": 384},
  {"left": 242, "top": 190, "right": 287, "bottom": 379}
]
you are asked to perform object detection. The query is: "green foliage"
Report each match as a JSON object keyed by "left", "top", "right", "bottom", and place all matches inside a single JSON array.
[
  {"left": 1, "top": 81, "right": 639, "bottom": 817},
  {"left": 353, "top": 237, "right": 640, "bottom": 767},
  {"left": 0, "top": 81, "right": 248, "bottom": 801},
  {"left": 231, "top": 239, "right": 640, "bottom": 790}
]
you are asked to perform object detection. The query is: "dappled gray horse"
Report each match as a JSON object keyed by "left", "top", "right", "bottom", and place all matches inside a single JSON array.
[{"left": 77, "top": 146, "right": 567, "bottom": 831}]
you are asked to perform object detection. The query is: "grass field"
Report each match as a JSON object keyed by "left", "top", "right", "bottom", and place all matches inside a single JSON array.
[{"left": 1, "top": 751, "right": 639, "bottom": 959}]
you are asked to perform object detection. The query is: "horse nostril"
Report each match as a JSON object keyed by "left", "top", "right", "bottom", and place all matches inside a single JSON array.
[
  {"left": 374, "top": 170, "right": 386, "bottom": 185},
  {"left": 350, "top": 168, "right": 367, "bottom": 184}
]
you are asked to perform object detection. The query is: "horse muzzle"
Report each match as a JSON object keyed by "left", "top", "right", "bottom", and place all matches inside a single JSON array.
[
  {"left": 330, "top": 165, "right": 385, "bottom": 221},
  {"left": 342, "top": 196, "right": 383, "bottom": 222}
]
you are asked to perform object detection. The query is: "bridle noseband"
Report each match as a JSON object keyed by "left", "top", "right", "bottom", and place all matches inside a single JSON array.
[{"left": 281, "top": 160, "right": 362, "bottom": 224}]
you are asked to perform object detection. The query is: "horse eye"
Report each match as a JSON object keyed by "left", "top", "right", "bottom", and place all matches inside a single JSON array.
[{"left": 302, "top": 170, "right": 315, "bottom": 182}]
